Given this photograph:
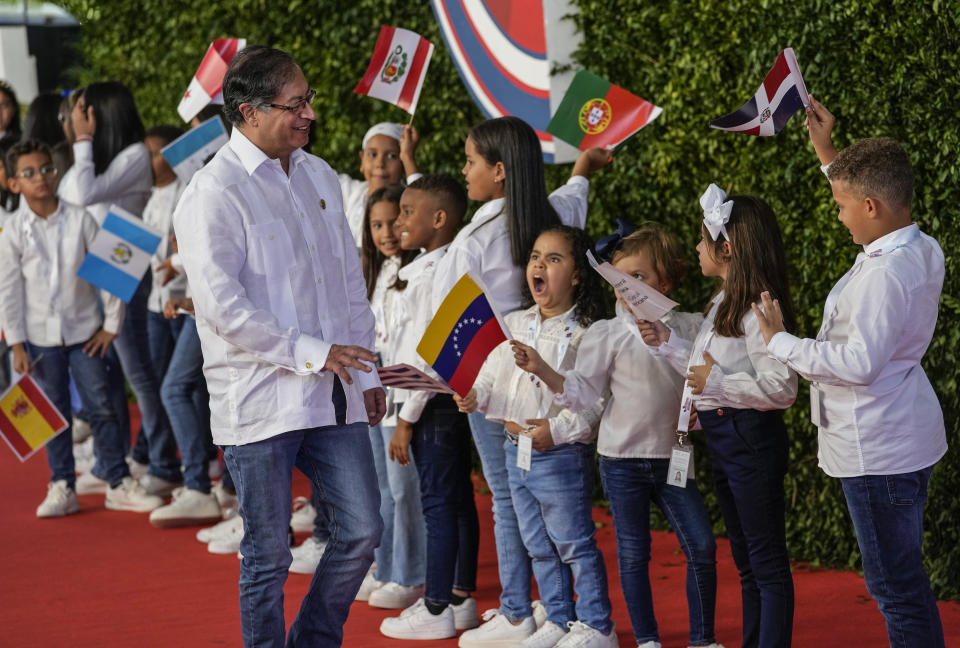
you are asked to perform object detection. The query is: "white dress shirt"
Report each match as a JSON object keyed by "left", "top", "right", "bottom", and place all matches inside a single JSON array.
[
  {"left": 0, "top": 199, "right": 125, "bottom": 347},
  {"left": 767, "top": 224, "right": 947, "bottom": 477},
  {"left": 173, "top": 128, "right": 380, "bottom": 446},
  {"left": 432, "top": 176, "right": 590, "bottom": 315},
  {"left": 143, "top": 180, "right": 188, "bottom": 313},
  {"left": 555, "top": 304, "right": 702, "bottom": 458},
  {"left": 58, "top": 141, "right": 153, "bottom": 224},
  {"left": 371, "top": 254, "right": 402, "bottom": 361},
  {"left": 657, "top": 292, "right": 797, "bottom": 412},
  {"left": 338, "top": 172, "right": 423, "bottom": 248},
  {"left": 473, "top": 305, "right": 602, "bottom": 446}
]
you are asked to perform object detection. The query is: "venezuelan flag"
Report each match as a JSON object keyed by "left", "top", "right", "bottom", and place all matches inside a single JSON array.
[
  {"left": 0, "top": 375, "right": 68, "bottom": 462},
  {"left": 417, "top": 274, "right": 509, "bottom": 397}
]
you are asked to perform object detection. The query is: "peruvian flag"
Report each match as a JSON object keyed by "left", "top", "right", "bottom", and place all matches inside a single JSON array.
[
  {"left": 710, "top": 48, "right": 810, "bottom": 136},
  {"left": 177, "top": 38, "right": 246, "bottom": 123},
  {"left": 354, "top": 26, "right": 434, "bottom": 115}
]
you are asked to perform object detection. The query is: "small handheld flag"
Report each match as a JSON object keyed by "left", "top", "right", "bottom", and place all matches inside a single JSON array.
[
  {"left": 0, "top": 374, "right": 68, "bottom": 462},
  {"left": 162, "top": 116, "right": 229, "bottom": 182},
  {"left": 416, "top": 274, "right": 510, "bottom": 397},
  {"left": 547, "top": 69, "right": 662, "bottom": 151},
  {"left": 378, "top": 364, "right": 455, "bottom": 394},
  {"left": 587, "top": 251, "right": 678, "bottom": 321},
  {"left": 177, "top": 38, "right": 246, "bottom": 123},
  {"left": 354, "top": 26, "right": 434, "bottom": 114},
  {"left": 77, "top": 205, "right": 163, "bottom": 303},
  {"left": 710, "top": 48, "right": 809, "bottom": 136}
]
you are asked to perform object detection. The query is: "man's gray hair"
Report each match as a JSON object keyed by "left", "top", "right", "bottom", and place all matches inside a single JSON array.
[{"left": 222, "top": 45, "right": 300, "bottom": 127}]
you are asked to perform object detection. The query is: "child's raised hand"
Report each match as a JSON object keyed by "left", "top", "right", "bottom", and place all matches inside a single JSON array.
[
  {"left": 510, "top": 340, "right": 545, "bottom": 374},
  {"left": 637, "top": 318, "right": 670, "bottom": 346},
  {"left": 687, "top": 351, "right": 715, "bottom": 395},
  {"left": 72, "top": 97, "right": 96, "bottom": 139},
  {"left": 454, "top": 388, "right": 478, "bottom": 414},
  {"left": 400, "top": 124, "right": 420, "bottom": 175},
  {"left": 523, "top": 418, "right": 555, "bottom": 452},
  {"left": 571, "top": 147, "right": 613, "bottom": 178},
  {"left": 389, "top": 420, "right": 414, "bottom": 466},
  {"left": 804, "top": 95, "right": 838, "bottom": 166},
  {"left": 752, "top": 291, "right": 786, "bottom": 346}
]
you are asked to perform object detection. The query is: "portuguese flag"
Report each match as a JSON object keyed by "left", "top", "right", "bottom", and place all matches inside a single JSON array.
[
  {"left": 0, "top": 374, "right": 68, "bottom": 462},
  {"left": 547, "top": 69, "right": 662, "bottom": 151}
]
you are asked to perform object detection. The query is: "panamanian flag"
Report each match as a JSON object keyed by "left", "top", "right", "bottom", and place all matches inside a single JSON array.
[
  {"left": 77, "top": 206, "right": 162, "bottom": 303},
  {"left": 710, "top": 48, "right": 809, "bottom": 136}
]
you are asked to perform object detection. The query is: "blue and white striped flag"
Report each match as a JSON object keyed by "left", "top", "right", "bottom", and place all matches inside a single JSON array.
[
  {"left": 77, "top": 205, "right": 162, "bottom": 303},
  {"left": 162, "top": 116, "right": 229, "bottom": 182}
]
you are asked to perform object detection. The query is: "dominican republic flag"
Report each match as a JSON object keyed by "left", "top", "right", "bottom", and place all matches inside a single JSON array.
[
  {"left": 710, "top": 48, "right": 809, "bottom": 136},
  {"left": 162, "top": 115, "right": 229, "bottom": 182},
  {"left": 547, "top": 69, "right": 662, "bottom": 151},
  {"left": 77, "top": 206, "right": 163, "bottom": 303},
  {"left": 177, "top": 38, "right": 246, "bottom": 123},
  {"left": 354, "top": 26, "right": 434, "bottom": 114}
]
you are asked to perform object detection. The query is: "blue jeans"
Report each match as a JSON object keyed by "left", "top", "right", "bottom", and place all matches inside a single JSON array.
[
  {"left": 468, "top": 411, "right": 532, "bottom": 620},
  {"left": 699, "top": 407, "right": 794, "bottom": 648},
  {"left": 26, "top": 341, "right": 129, "bottom": 487},
  {"left": 369, "top": 421, "right": 426, "bottom": 585},
  {"left": 841, "top": 466, "right": 944, "bottom": 647},
  {"left": 412, "top": 396, "right": 479, "bottom": 606},
  {"left": 224, "top": 423, "right": 382, "bottom": 648},
  {"left": 599, "top": 456, "right": 718, "bottom": 646},
  {"left": 506, "top": 442, "right": 611, "bottom": 633},
  {"left": 159, "top": 317, "right": 214, "bottom": 492}
]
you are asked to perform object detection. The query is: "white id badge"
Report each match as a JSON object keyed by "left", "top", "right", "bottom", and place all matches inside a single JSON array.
[
  {"left": 517, "top": 434, "right": 533, "bottom": 472},
  {"left": 667, "top": 446, "right": 693, "bottom": 488},
  {"left": 809, "top": 385, "right": 823, "bottom": 428}
]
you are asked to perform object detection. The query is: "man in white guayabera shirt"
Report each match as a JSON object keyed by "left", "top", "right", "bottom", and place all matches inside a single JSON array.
[{"left": 173, "top": 46, "right": 385, "bottom": 647}]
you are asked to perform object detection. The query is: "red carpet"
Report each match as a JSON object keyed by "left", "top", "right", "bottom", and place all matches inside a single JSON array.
[{"left": 1, "top": 411, "right": 958, "bottom": 647}]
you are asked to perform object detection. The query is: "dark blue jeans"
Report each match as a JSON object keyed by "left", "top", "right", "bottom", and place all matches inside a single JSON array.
[
  {"left": 599, "top": 456, "right": 718, "bottom": 646},
  {"left": 840, "top": 466, "right": 944, "bottom": 647},
  {"left": 411, "top": 395, "right": 479, "bottom": 606},
  {"left": 26, "top": 341, "right": 129, "bottom": 487},
  {"left": 699, "top": 407, "right": 794, "bottom": 648}
]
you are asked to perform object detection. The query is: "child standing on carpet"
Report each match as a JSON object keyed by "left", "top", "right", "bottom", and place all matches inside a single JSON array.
[
  {"left": 640, "top": 186, "right": 797, "bottom": 648},
  {"left": 458, "top": 225, "right": 618, "bottom": 648}
]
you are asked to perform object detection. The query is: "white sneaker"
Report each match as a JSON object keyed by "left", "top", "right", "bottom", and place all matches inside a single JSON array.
[
  {"left": 289, "top": 496, "right": 316, "bottom": 532},
  {"left": 554, "top": 621, "right": 617, "bottom": 648},
  {"left": 638, "top": 641, "right": 662, "bottom": 648},
  {"left": 105, "top": 476, "right": 164, "bottom": 512},
  {"left": 380, "top": 598, "right": 456, "bottom": 640},
  {"left": 36, "top": 480, "right": 79, "bottom": 518},
  {"left": 149, "top": 487, "right": 222, "bottom": 528},
  {"left": 532, "top": 600, "right": 547, "bottom": 629},
  {"left": 207, "top": 515, "right": 244, "bottom": 554},
  {"left": 289, "top": 536, "right": 327, "bottom": 574},
  {"left": 368, "top": 581, "right": 425, "bottom": 609},
  {"left": 212, "top": 480, "right": 238, "bottom": 512},
  {"left": 73, "top": 437, "right": 95, "bottom": 474},
  {"left": 125, "top": 456, "right": 149, "bottom": 480},
  {"left": 515, "top": 620, "right": 568, "bottom": 647},
  {"left": 75, "top": 470, "right": 107, "bottom": 495},
  {"left": 452, "top": 596, "right": 479, "bottom": 630},
  {"left": 72, "top": 417, "right": 92, "bottom": 443},
  {"left": 140, "top": 474, "right": 182, "bottom": 498},
  {"left": 356, "top": 569, "right": 385, "bottom": 601},
  {"left": 196, "top": 509, "right": 239, "bottom": 543},
  {"left": 459, "top": 609, "right": 536, "bottom": 648}
]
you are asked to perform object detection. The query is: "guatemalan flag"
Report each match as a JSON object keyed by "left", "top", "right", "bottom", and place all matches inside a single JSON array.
[
  {"left": 710, "top": 48, "right": 810, "bottom": 136},
  {"left": 354, "top": 26, "right": 434, "bottom": 114},
  {"left": 177, "top": 38, "right": 246, "bottom": 123},
  {"left": 77, "top": 206, "right": 163, "bottom": 303}
]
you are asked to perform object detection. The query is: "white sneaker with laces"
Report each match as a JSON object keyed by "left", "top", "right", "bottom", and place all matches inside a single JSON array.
[
  {"left": 71, "top": 417, "right": 92, "bottom": 443},
  {"left": 140, "top": 474, "right": 182, "bottom": 498},
  {"left": 212, "top": 480, "right": 238, "bottom": 512},
  {"left": 125, "top": 456, "right": 149, "bottom": 480},
  {"left": 288, "top": 536, "right": 327, "bottom": 574},
  {"left": 368, "top": 581, "right": 426, "bottom": 609},
  {"left": 638, "top": 641, "right": 662, "bottom": 648},
  {"left": 73, "top": 437, "right": 94, "bottom": 474},
  {"left": 514, "top": 620, "right": 568, "bottom": 647},
  {"left": 452, "top": 596, "right": 479, "bottom": 630},
  {"left": 531, "top": 600, "right": 548, "bottom": 629},
  {"left": 458, "top": 609, "right": 536, "bottom": 648},
  {"left": 149, "top": 487, "right": 222, "bottom": 528},
  {"left": 207, "top": 515, "right": 244, "bottom": 554},
  {"left": 289, "top": 496, "right": 317, "bottom": 532},
  {"left": 36, "top": 480, "right": 79, "bottom": 518},
  {"left": 355, "top": 568, "right": 384, "bottom": 601},
  {"left": 196, "top": 509, "right": 239, "bottom": 543},
  {"left": 554, "top": 621, "right": 617, "bottom": 648},
  {"left": 105, "top": 476, "right": 164, "bottom": 512},
  {"left": 75, "top": 470, "right": 107, "bottom": 495},
  {"left": 380, "top": 598, "right": 456, "bottom": 640}
]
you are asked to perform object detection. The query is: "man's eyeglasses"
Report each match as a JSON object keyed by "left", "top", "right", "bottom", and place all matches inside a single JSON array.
[
  {"left": 267, "top": 89, "right": 317, "bottom": 113},
  {"left": 16, "top": 164, "right": 59, "bottom": 180}
]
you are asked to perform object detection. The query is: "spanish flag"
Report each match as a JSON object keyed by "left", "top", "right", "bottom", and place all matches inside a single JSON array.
[
  {"left": 417, "top": 274, "right": 510, "bottom": 397},
  {"left": 0, "top": 375, "right": 68, "bottom": 462}
]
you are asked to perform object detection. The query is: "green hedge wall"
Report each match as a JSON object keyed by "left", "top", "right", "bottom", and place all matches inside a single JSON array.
[{"left": 60, "top": 0, "right": 960, "bottom": 598}]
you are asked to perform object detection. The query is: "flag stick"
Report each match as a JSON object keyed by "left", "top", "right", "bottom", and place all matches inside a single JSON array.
[{"left": 407, "top": 112, "right": 415, "bottom": 126}]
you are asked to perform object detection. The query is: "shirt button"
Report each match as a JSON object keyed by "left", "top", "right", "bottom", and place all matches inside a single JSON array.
[
  {"left": 268, "top": 234, "right": 274, "bottom": 240},
  {"left": 717, "top": 409, "right": 724, "bottom": 416},
  {"left": 300, "top": 212, "right": 305, "bottom": 219},
  {"left": 311, "top": 244, "right": 316, "bottom": 251},
  {"left": 317, "top": 277, "right": 323, "bottom": 284}
]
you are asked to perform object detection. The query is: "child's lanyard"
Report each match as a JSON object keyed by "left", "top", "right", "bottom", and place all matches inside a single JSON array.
[
  {"left": 526, "top": 309, "right": 577, "bottom": 419},
  {"left": 677, "top": 299, "right": 720, "bottom": 433}
]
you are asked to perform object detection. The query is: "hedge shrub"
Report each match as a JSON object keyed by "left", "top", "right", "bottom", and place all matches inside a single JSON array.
[{"left": 60, "top": 0, "right": 959, "bottom": 598}]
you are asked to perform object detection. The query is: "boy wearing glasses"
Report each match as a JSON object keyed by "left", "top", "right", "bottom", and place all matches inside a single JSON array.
[{"left": 0, "top": 139, "right": 162, "bottom": 517}]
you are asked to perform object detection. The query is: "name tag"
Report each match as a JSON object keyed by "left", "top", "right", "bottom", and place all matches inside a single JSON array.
[
  {"left": 517, "top": 434, "right": 533, "bottom": 472},
  {"left": 667, "top": 445, "right": 693, "bottom": 488}
]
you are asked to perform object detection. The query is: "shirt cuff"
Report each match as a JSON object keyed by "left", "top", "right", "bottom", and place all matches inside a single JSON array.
[
  {"left": 405, "top": 172, "right": 423, "bottom": 185},
  {"left": 354, "top": 359, "right": 382, "bottom": 392},
  {"left": 699, "top": 365, "right": 727, "bottom": 400},
  {"left": 767, "top": 331, "right": 800, "bottom": 363},
  {"left": 292, "top": 334, "right": 331, "bottom": 375},
  {"left": 566, "top": 175, "right": 589, "bottom": 189},
  {"left": 72, "top": 139, "right": 93, "bottom": 160},
  {"left": 820, "top": 162, "right": 831, "bottom": 181},
  {"left": 170, "top": 253, "right": 184, "bottom": 272},
  {"left": 399, "top": 391, "right": 431, "bottom": 424}
]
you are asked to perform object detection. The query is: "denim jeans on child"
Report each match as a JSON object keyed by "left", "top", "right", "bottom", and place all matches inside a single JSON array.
[
  {"left": 27, "top": 342, "right": 129, "bottom": 487},
  {"left": 468, "top": 411, "right": 533, "bottom": 620},
  {"left": 506, "top": 441, "right": 612, "bottom": 634},
  {"left": 413, "top": 396, "right": 479, "bottom": 606},
  {"left": 841, "top": 466, "right": 944, "bottom": 648},
  {"left": 599, "top": 456, "right": 718, "bottom": 646},
  {"left": 698, "top": 407, "right": 794, "bottom": 648},
  {"left": 369, "top": 421, "right": 426, "bottom": 586}
]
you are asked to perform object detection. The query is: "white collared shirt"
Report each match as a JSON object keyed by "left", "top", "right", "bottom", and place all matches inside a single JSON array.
[
  {"left": 392, "top": 245, "right": 449, "bottom": 423},
  {"left": 371, "top": 254, "right": 402, "bottom": 360},
  {"left": 58, "top": 141, "right": 153, "bottom": 225},
  {"left": 432, "top": 176, "right": 590, "bottom": 315},
  {"left": 767, "top": 224, "right": 947, "bottom": 477},
  {"left": 473, "top": 305, "right": 602, "bottom": 445},
  {"left": 143, "top": 180, "right": 188, "bottom": 313},
  {"left": 0, "top": 199, "right": 125, "bottom": 347},
  {"left": 173, "top": 128, "right": 380, "bottom": 446},
  {"left": 555, "top": 304, "right": 702, "bottom": 458}
]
